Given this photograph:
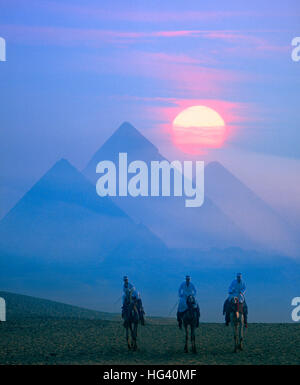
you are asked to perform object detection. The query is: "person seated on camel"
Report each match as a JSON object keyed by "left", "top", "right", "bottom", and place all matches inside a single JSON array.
[
  {"left": 223, "top": 273, "right": 248, "bottom": 327},
  {"left": 177, "top": 275, "right": 200, "bottom": 329},
  {"left": 121, "top": 275, "right": 145, "bottom": 325}
]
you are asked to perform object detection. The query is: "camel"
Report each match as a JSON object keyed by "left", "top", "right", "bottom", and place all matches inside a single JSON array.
[{"left": 230, "top": 297, "right": 245, "bottom": 353}]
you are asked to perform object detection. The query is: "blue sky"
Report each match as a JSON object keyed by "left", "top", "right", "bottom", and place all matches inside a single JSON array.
[{"left": 0, "top": 0, "right": 300, "bottom": 219}]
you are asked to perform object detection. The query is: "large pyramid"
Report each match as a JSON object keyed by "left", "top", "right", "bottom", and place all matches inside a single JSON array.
[
  {"left": 83, "top": 122, "right": 252, "bottom": 250},
  {"left": 0, "top": 158, "right": 166, "bottom": 266}
]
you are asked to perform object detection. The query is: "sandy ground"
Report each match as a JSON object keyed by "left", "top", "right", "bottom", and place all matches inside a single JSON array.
[{"left": 0, "top": 318, "right": 299, "bottom": 365}]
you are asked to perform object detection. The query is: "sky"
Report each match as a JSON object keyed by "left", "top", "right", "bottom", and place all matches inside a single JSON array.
[{"left": 0, "top": 0, "right": 300, "bottom": 223}]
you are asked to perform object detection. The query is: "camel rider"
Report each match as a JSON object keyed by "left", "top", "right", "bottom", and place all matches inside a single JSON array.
[
  {"left": 123, "top": 275, "right": 134, "bottom": 294},
  {"left": 177, "top": 275, "right": 200, "bottom": 329},
  {"left": 223, "top": 273, "right": 248, "bottom": 327},
  {"left": 122, "top": 276, "right": 145, "bottom": 325}
]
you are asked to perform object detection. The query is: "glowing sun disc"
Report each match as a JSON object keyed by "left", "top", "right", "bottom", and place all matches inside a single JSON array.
[{"left": 172, "top": 105, "right": 226, "bottom": 154}]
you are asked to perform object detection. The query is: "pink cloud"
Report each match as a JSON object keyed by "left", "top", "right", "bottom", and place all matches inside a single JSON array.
[
  {"left": 1, "top": 25, "right": 290, "bottom": 59},
  {"left": 151, "top": 30, "right": 199, "bottom": 38},
  {"left": 79, "top": 50, "right": 244, "bottom": 99},
  {"left": 0, "top": 25, "right": 139, "bottom": 47},
  {"left": 1, "top": 24, "right": 251, "bottom": 97},
  {"left": 2, "top": 24, "right": 288, "bottom": 57},
  {"left": 2, "top": 1, "right": 256, "bottom": 23},
  {"left": 0, "top": 25, "right": 202, "bottom": 47}
]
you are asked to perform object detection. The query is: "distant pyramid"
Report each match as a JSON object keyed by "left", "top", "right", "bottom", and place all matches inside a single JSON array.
[
  {"left": 83, "top": 122, "right": 251, "bottom": 250},
  {"left": 205, "top": 161, "right": 300, "bottom": 256},
  {"left": 102, "top": 121, "right": 158, "bottom": 153},
  {"left": 0, "top": 158, "right": 166, "bottom": 265},
  {"left": 83, "top": 122, "right": 161, "bottom": 181}
]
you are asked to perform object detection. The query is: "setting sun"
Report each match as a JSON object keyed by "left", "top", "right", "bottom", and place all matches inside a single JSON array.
[{"left": 172, "top": 105, "right": 226, "bottom": 154}]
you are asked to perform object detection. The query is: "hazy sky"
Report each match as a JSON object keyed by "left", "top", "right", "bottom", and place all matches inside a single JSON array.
[{"left": 0, "top": 0, "right": 300, "bottom": 219}]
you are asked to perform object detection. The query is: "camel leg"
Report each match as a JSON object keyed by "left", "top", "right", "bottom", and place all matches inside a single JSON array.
[
  {"left": 235, "top": 324, "right": 239, "bottom": 353},
  {"left": 238, "top": 318, "right": 244, "bottom": 351},
  {"left": 230, "top": 315, "right": 237, "bottom": 353},
  {"left": 191, "top": 325, "right": 197, "bottom": 354},
  {"left": 126, "top": 325, "right": 131, "bottom": 350},
  {"left": 132, "top": 323, "right": 138, "bottom": 351},
  {"left": 129, "top": 323, "right": 135, "bottom": 350},
  {"left": 232, "top": 322, "right": 238, "bottom": 353},
  {"left": 184, "top": 324, "right": 188, "bottom": 353}
]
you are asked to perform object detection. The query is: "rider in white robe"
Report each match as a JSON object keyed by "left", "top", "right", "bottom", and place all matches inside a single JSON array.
[
  {"left": 177, "top": 275, "right": 200, "bottom": 329},
  {"left": 178, "top": 279, "right": 197, "bottom": 313},
  {"left": 223, "top": 273, "right": 248, "bottom": 327},
  {"left": 122, "top": 276, "right": 145, "bottom": 325},
  {"left": 228, "top": 275, "right": 246, "bottom": 302}
]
